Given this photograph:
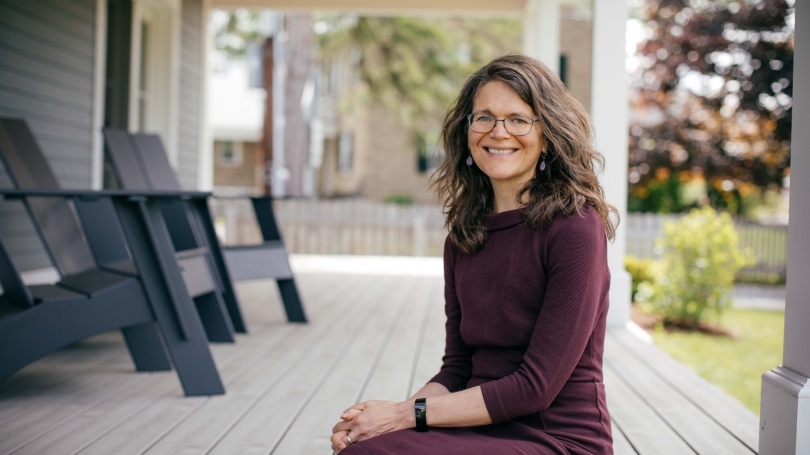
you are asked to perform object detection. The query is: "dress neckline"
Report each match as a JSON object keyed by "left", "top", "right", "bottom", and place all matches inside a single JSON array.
[{"left": 483, "top": 208, "right": 526, "bottom": 231}]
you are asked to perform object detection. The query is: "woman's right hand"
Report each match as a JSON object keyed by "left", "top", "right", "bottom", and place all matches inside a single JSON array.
[
  {"left": 330, "top": 382, "right": 450, "bottom": 452},
  {"left": 331, "top": 408, "right": 362, "bottom": 452},
  {"left": 331, "top": 429, "right": 349, "bottom": 453}
]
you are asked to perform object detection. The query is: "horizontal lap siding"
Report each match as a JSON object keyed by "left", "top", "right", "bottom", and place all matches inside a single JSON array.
[
  {"left": 177, "top": 0, "right": 201, "bottom": 189},
  {"left": 0, "top": 0, "right": 97, "bottom": 271}
]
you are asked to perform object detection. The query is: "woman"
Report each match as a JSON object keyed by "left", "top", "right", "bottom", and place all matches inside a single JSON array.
[{"left": 330, "top": 54, "right": 618, "bottom": 454}]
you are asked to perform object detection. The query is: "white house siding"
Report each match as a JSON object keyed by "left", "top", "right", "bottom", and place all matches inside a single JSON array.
[
  {"left": 177, "top": 0, "right": 203, "bottom": 189},
  {"left": 0, "top": 0, "right": 97, "bottom": 271}
]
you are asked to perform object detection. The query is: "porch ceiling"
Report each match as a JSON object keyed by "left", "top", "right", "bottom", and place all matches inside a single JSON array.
[{"left": 209, "top": 0, "right": 528, "bottom": 15}]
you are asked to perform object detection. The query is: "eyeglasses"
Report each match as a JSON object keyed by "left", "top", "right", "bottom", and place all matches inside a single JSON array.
[{"left": 467, "top": 113, "right": 539, "bottom": 136}]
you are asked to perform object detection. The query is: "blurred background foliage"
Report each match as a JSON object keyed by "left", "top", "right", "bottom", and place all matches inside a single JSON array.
[
  {"left": 628, "top": 0, "right": 794, "bottom": 219},
  {"left": 314, "top": 16, "right": 522, "bottom": 135},
  {"left": 210, "top": 11, "right": 522, "bottom": 147},
  {"left": 634, "top": 206, "right": 755, "bottom": 328},
  {"left": 210, "top": 9, "right": 263, "bottom": 62},
  {"left": 211, "top": 2, "right": 796, "bottom": 222}
]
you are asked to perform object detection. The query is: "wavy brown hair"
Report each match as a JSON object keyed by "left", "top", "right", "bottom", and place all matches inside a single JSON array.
[{"left": 431, "top": 54, "right": 618, "bottom": 253}]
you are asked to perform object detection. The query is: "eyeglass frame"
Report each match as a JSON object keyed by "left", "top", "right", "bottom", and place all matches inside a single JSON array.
[{"left": 466, "top": 113, "right": 540, "bottom": 137}]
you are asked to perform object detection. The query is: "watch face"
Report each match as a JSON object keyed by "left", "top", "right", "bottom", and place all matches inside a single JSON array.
[{"left": 415, "top": 399, "right": 428, "bottom": 431}]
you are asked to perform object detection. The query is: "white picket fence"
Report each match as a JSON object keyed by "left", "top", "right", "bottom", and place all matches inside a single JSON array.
[
  {"left": 625, "top": 213, "right": 682, "bottom": 258},
  {"left": 208, "top": 199, "right": 787, "bottom": 281},
  {"left": 625, "top": 212, "right": 787, "bottom": 282},
  {"left": 209, "top": 198, "right": 448, "bottom": 257}
]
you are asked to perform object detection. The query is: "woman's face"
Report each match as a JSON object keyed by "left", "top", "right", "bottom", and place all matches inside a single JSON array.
[{"left": 467, "top": 81, "right": 544, "bottom": 190}]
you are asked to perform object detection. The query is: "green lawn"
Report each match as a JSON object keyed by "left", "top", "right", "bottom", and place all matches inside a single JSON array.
[{"left": 650, "top": 309, "right": 784, "bottom": 414}]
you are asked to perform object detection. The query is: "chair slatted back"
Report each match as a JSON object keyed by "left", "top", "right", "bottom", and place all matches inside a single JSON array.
[
  {"left": 103, "top": 128, "right": 151, "bottom": 191},
  {"left": 73, "top": 198, "right": 133, "bottom": 269},
  {"left": 131, "top": 133, "right": 182, "bottom": 191},
  {"left": 106, "top": 131, "right": 203, "bottom": 251},
  {"left": 0, "top": 118, "right": 96, "bottom": 276}
]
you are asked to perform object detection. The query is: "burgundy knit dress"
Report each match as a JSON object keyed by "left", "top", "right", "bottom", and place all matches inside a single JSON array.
[{"left": 343, "top": 206, "right": 613, "bottom": 455}]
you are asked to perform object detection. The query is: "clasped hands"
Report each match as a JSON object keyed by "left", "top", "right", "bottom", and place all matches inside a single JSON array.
[{"left": 330, "top": 399, "right": 416, "bottom": 452}]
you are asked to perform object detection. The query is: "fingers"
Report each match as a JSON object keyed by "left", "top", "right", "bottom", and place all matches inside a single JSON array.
[
  {"left": 332, "top": 420, "right": 352, "bottom": 434},
  {"left": 340, "top": 408, "right": 362, "bottom": 421},
  {"left": 343, "top": 401, "right": 370, "bottom": 413},
  {"left": 331, "top": 431, "right": 348, "bottom": 452}
]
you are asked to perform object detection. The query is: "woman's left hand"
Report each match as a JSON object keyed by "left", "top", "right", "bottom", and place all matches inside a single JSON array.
[{"left": 331, "top": 400, "right": 414, "bottom": 450}]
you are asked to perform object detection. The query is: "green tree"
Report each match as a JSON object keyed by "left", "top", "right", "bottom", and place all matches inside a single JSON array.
[
  {"left": 210, "top": 9, "right": 262, "bottom": 63},
  {"left": 315, "top": 16, "right": 522, "bottom": 134}
]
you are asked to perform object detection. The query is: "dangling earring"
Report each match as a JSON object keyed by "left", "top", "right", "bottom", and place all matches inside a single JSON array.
[
  {"left": 539, "top": 155, "right": 547, "bottom": 171},
  {"left": 466, "top": 154, "right": 473, "bottom": 166}
]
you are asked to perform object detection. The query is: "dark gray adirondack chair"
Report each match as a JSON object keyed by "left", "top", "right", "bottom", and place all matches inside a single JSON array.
[
  {"left": 3, "top": 119, "right": 234, "bottom": 343},
  {"left": 103, "top": 129, "right": 247, "bottom": 333},
  {"left": 104, "top": 129, "right": 306, "bottom": 324},
  {"left": 0, "top": 118, "right": 224, "bottom": 396}
]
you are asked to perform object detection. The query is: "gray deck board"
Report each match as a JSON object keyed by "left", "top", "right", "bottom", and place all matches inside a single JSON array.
[
  {"left": 202, "top": 276, "right": 398, "bottom": 455},
  {"left": 80, "top": 274, "right": 343, "bottom": 455},
  {"left": 272, "top": 277, "right": 434, "bottom": 455},
  {"left": 604, "top": 337, "right": 754, "bottom": 455},
  {"left": 604, "top": 364, "right": 695, "bottom": 455},
  {"left": 0, "top": 334, "right": 131, "bottom": 427},
  {"left": 408, "top": 281, "right": 446, "bottom": 397},
  {"left": 611, "top": 423, "right": 638, "bottom": 455},
  {"left": 609, "top": 329, "right": 759, "bottom": 451},
  {"left": 358, "top": 278, "right": 438, "bottom": 404},
  {"left": 0, "top": 257, "right": 760, "bottom": 455}
]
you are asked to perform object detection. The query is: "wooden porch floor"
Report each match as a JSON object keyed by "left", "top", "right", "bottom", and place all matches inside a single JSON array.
[{"left": 0, "top": 256, "right": 759, "bottom": 455}]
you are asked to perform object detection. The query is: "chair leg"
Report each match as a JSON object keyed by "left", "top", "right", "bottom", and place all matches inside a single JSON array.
[
  {"left": 191, "top": 199, "right": 248, "bottom": 333},
  {"left": 277, "top": 278, "right": 307, "bottom": 323},
  {"left": 121, "top": 323, "right": 172, "bottom": 371},
  {"left": 194, "top": 291, "right": 236, "bottom": 343},
  {"left": 115, "top": 198, "right": 224, "bottom": 396}
]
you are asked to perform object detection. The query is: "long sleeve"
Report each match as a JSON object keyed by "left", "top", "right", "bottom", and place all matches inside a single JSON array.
[
  {"left": 428, "top": 236, "right": 475, "bottom": 392},
  {"left": 479, "top": 210, "right": 610, "bottom": 423}
]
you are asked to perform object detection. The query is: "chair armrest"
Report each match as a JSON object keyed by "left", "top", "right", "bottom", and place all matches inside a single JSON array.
[{"left": 0, "top": 189, "right": 211, "bottom": 200}]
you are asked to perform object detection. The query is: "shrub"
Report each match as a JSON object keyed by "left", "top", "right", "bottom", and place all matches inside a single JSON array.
[
  {"left": 634, "top": 206, "right": 755, "bottom": 328},
  {"left": 384, "top": 193, "right": 414, "bottom": 205},
  {"left": 625, "top": 255, "right": 654, "bottom": 298}
]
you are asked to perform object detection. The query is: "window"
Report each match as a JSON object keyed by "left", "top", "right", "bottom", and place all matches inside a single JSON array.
[
  {"left": 137, "top": 21, "right": 149, "bottom": 131},
  {"left": 349, "top": 47, "right": 361, "bottom": 87},
  {"left": 323, "top": 56, "right": 341, "bottom": 95},
  {"left": 416, "top": 131, "right": 442, "bottom": 174},
  {"left": 129, "top": 0, "right": 177, "bottom": 162},
  {"left": 338, "top": 131, "right": 353, "bottom": 174},
  {"left": 216, "top": 141, "right": 244, "bottom": 167}
]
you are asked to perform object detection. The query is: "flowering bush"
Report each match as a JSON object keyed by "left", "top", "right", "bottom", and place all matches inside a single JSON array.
[{"left": 635, "top": 206, "right": 755, "bottom": 328}]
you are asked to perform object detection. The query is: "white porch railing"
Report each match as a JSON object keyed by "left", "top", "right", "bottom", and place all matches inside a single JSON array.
[
  {"left": 209, "top": 198, "right": 448, "bottom": 257},
  {"left": 625, "top": 212, "right": 787, "bottom": 283},
  {"left": 208, "top": 200, "right": 787, "bottom": 282}
]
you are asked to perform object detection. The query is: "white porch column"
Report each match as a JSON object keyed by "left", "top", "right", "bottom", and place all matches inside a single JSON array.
[
  {"left": 198, "top": 0, "right": 214, "bottom": 191},
  {"left": 522, "top": 0, "right": 560, "bottom": 74},
  {"left": 590, "top": 0, "right": 630, "bottom": 327},
  {"left": 759, "top": 2, "right": 810, "bottom": 453},
  {"left": 91, "top": 0, "right": 107, "bottom": 189}
]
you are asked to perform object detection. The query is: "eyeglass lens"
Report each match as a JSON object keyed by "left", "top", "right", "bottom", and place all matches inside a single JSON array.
[{"left": 468, "top": 114, "right": 535, "bottom": 136}]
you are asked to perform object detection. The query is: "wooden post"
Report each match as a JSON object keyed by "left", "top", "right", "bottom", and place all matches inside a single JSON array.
[
  {"left": 261, "top": 36, "right": 274, "bottom": 196},
  {"left": 283, "top": 14, "right": 313, "bottom": 198}
]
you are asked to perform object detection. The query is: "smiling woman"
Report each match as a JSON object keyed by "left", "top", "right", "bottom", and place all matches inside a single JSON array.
[
  {"left": 466, "top": 81, "right": 545, "bottom": 208},
  {"left": 330, "top": 55, "right": 619, "bottom": 455}
]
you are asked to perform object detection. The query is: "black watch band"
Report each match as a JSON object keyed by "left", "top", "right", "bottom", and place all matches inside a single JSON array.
[{"left": 414, "top": 398, "right": 428, "bottom": 432}]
